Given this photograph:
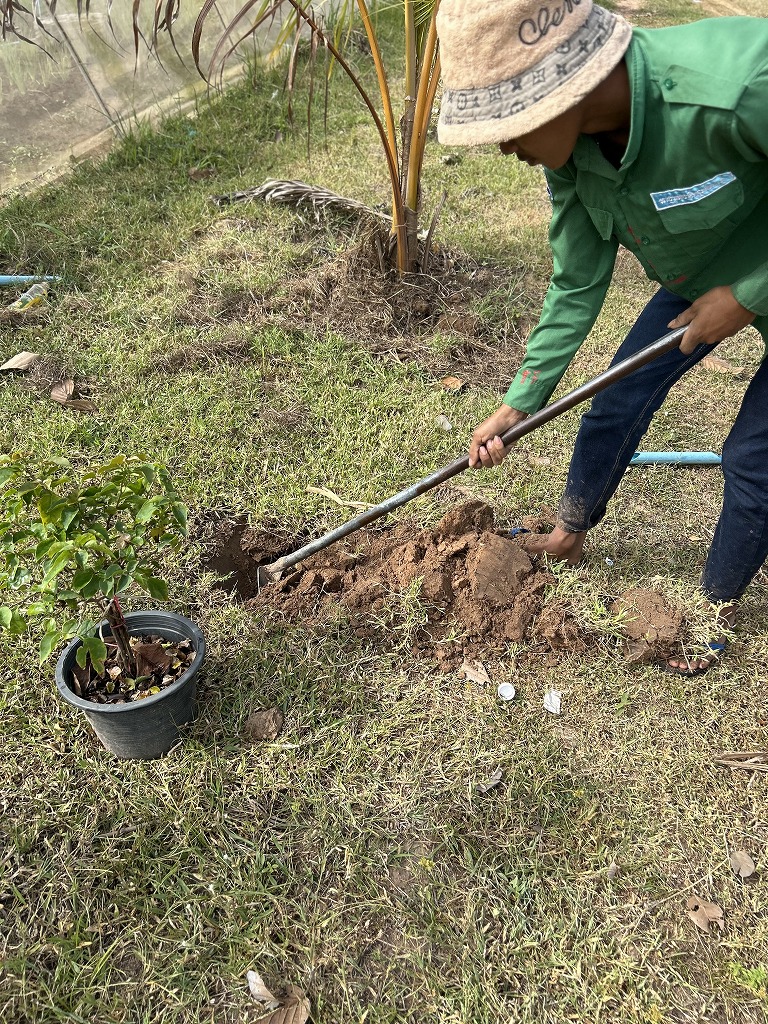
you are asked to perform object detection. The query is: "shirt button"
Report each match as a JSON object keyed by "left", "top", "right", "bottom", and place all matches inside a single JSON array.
[
  {"left": 663, "top": 78, "right": 677, "bottom": 89},
  {"left": 691, "top": 289, "right": 700, "bottom": 298},
  {"left": 641, "top": 236, "right": 650, "bottom": 245},
  {"left": 619, "top": 186, "right": 629, "bottom": 196}
]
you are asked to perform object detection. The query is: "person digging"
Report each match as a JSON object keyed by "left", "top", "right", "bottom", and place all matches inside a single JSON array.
[{"left": 435, "top": 0, "right": 768, "bottom": 675}]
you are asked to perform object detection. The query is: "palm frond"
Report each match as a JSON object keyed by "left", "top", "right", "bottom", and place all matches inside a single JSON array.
[
  {"left": 210, "top": 178, "right": 389, "bottom": 224},
  {"left": 2, "top": 0, "right": 57, "bottom": 54}
]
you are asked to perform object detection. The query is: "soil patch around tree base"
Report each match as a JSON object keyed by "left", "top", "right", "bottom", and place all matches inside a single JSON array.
[{"left": 168, "top": 227, "right": 530, "bottom": 394}]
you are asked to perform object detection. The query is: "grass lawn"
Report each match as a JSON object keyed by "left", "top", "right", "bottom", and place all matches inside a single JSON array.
[{"left": 1, "top": 2, "right": 767, "bottom": 1022}]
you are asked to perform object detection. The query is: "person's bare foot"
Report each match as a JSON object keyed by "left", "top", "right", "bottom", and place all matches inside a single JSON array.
[
  {"left": 665, "top": 604, "right": 736, "bottom": 675},
  {"left": 518, "top": 526, "right": 586, "bottom": 566}
]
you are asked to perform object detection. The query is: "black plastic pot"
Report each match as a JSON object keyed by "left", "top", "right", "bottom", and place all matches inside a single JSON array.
[{"left": 55, "top": 610, "right": 206, "bottom": 760}]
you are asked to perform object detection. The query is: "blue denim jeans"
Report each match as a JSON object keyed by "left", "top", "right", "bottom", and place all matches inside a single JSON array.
[{"left": 559, "top": 287, "right": 768, "bottom": 603}]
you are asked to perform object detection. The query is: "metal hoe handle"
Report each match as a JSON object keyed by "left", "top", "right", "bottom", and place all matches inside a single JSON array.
[{"left": 265, "top": 326, "right": 688, "bottom": 576}]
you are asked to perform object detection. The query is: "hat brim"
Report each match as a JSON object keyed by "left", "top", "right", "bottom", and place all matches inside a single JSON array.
[{"left": 437, "top": 8, "right": 632, "bottom": 147}]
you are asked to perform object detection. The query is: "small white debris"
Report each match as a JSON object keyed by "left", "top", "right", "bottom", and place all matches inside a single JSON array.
[
  {"left": 247, "top": 970, "right": 281, "bottom": 1009},
  {"left": 435, "top": 414, "right": 453, "bottom": 431},
  {"left": 476, "top": 767, "right": 503, "bottom": 793},
  {"left": 605, "top": 558, "right": 614, "bottom": 566},
  {"left": 497, "top": 682, "right": 516, "bottom": 701},
  {"left": 544, "top": 688, "right": 562, "bottom": 715}
]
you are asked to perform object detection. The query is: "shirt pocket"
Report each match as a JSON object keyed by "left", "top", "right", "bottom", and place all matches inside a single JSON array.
[
  {"left": 655, "top": 178, "right": 744, "bottom": 256},
  {"left": 584, "top": 205, "right": 614, "bottom": 241}
]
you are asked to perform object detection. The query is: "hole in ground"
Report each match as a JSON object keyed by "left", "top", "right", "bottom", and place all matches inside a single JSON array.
[{"left": 201, "top": 517, "right": 297, "bottom": 600}]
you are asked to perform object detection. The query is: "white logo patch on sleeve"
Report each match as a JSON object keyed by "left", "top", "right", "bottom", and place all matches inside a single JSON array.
[{"left": 650, "top": 171, "right": 737, "bottom": 211}]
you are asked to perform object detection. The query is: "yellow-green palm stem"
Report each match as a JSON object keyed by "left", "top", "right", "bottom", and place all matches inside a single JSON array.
[
  {"left": 356, "top": 0, "right": 400, "bottom": 237},
  {"left": 405, "top": 9, "right": 439, "bottom": 215},
  {"left": 404, "top": 0, "right": 417, "bottom": 104},
  {"left": 280, "top": 0, "right": 407, "bottom": 274},
  {"left": 415, "top": 52, "right": 441, "bottom": 185}
]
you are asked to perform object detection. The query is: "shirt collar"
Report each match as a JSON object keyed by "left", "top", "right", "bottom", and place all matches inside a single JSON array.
[
  {"left": 570, "top": 35, "right": 644, "bottom": 181},
  {"left": 621, "top": 35, "right": 645, "bottom": 171}
]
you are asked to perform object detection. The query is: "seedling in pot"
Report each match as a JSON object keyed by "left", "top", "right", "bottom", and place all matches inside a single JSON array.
[{"left": 0, "top": 453, "right": 189, "bottom": 702}]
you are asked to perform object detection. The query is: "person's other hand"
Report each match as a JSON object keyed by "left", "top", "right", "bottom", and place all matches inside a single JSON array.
[
  {"left": 668, "top": 285, "right": 755, "bottom": 355},
  {"left": 469, "top": 404, "right": 529, "bottom": 469}
]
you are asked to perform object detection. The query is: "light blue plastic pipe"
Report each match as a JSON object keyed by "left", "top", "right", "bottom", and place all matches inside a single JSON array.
[
  {"left": 630, "top": 451, "right": 722, "bottom": 466},
  {"left": 0, "top": 275, "right": 60, "bottom": 285}
]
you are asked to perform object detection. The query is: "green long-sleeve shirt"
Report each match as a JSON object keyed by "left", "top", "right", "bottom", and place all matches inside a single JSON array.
[{"left": 504, "top": 16, "right": 768, "bottom": 414}]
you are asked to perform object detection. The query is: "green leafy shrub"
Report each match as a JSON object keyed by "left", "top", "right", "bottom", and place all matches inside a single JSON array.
[{"left": 0, "top": 453, "right": 187, "bottom": 678}]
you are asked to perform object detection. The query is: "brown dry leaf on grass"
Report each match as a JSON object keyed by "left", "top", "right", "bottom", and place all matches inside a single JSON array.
[
  {"left": 50, "top": 379, "right": 98, "bottom": 413},
  {"left": 255, "top": 987, "right": 309, "bottom": 1024},
  {"left": 729, "top": 850, "right": 757, "bottom": 880},
  {"left": 686, "top": 894, "right": 724, "bottom": 933},
  {"left": 701, "top": 354, "right": 745, "bottom": 378},
  {"left": 247, "top": 972, "right": 309, "bottom": 1024},
  {"left": 459, "top": 659, "right": 491, "bottom": 686},
  {"left": 243, "top": 708, "right": 284, "bottom": 742},
  {"left": 0, "top": 351, "right": 39, "bottom": 372},
  {"left": 247, "top": 971, "right": 281, "bottom": 1010},
  {"left": 440, "top": 375, "right": 467, "bottom": 392}
]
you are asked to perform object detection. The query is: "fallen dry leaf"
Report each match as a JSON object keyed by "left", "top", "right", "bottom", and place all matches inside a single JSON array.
[
  {"left": 729, "top": 850, "right": 757, "bottom": 880},
  {"left": 476, "top": 767, "right": 503, "bottom": 794},
  {"left": 247, "top": 970, "right": 281, "bottom": 1010},
  {"left": 701, "top": 354, "right": 745, "bottom": 378},
  {"left": 50, "top": 379, "right": 98, "bottom": 413},
  {"left": 686, "top": 894, "right": 724, "bottom": 932},
  {"left": 243, "top": 707, "right": 284, "bottom": 742},
  {"left": 459, "top": 659, "right": 491, "bottom": 686},
  {"left": 51, "top": 379, "right": 74, "bottom": 402},
  {"left": 306, "top": 485, "right": 372, "bottom": 511},
  {"left": 440, "top": 375, "right": 467, "bottom": 393},
  {"left": 0, "top": 351, "right": 39, "bottom": 372},
  {"left": 252, "top": 985, "right": 310, "bottom": 1024},
  {"left": 133, "top": 641, "right": 173, "bottom": 677}
]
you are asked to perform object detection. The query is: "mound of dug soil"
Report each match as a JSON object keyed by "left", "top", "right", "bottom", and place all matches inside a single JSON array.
[
  {"left": 611, "top": 588, "right": 682, "bottom": 664},
  {"left": 244, "top": 500, "right": 586, "bottom": 665}
]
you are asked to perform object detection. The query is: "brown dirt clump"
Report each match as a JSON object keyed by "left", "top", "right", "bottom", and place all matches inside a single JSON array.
[
  {"left": 243, "top": 500, "right": 587, "bottom": 666},
  {"left": 611, "top": 588, "right": 683, "bottom": 664}
]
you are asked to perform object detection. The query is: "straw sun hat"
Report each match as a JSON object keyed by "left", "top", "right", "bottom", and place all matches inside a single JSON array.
[{"left": 436, "top": 0, "right": 633, "bottom": 146}]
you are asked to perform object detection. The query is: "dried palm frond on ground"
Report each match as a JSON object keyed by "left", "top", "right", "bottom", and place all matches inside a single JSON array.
[
  {"left": 210, "top": 179, "right": 390, "bottom": 226},
  {"left": 713, "top": 751, "right": 768, "bottom": 772}
]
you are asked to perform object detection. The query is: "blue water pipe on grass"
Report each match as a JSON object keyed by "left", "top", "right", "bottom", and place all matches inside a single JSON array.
[
  {"left": 0, "top": 275, "right": 60, "bottom": 285},
  {"left": 630, "top": 451, "right": 722, "bottom": 466}
]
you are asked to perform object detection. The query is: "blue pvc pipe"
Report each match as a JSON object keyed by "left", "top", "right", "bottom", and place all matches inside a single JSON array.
[
  {"left": 0, "top": 275, "right": 60, "bottom": 285},
  {"left": 630, "top": 451, "right": 722, "bottom": 466}
]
